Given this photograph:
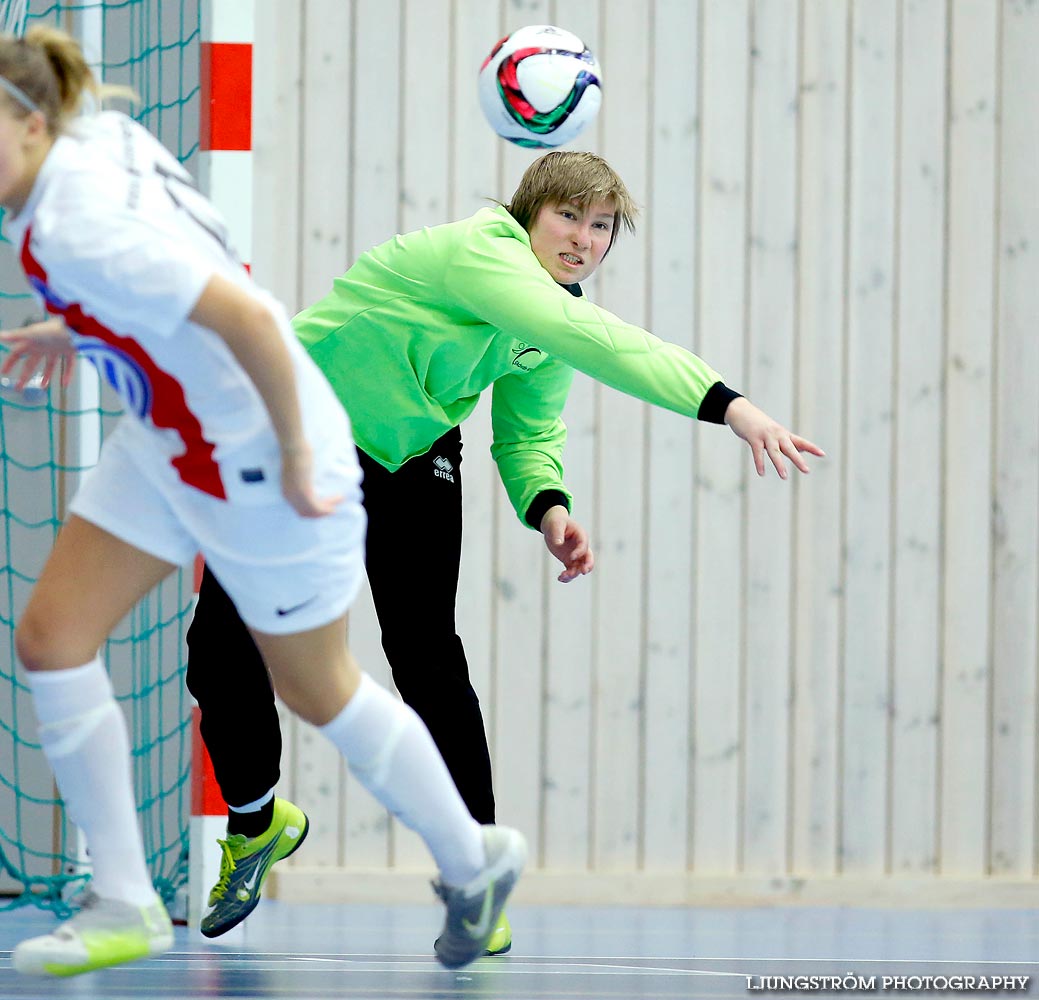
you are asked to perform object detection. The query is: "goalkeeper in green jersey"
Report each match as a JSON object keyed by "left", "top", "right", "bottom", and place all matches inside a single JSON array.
[{"left": 185, "top": 150, "right": 824, "bottom": 951}]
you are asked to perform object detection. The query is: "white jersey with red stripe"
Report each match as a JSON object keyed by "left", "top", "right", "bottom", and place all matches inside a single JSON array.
[{"left": 3, "top": 110, "right": 348, "bottom": 502}]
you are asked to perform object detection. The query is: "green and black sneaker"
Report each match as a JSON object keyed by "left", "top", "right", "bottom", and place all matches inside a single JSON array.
[
  {"left": 432, "top": 825, "right": 526, "bottom": 969},
  {"left": 485, "top": 910, "right": 512, "bottom": 955},
  {"left": 200, "top": 797, "right": 309, "bottom": 938}
]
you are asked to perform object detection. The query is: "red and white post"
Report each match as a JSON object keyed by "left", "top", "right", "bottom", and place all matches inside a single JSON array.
[
  {"left": 199, "top": 0, "right": 253, "bottom": 269},
  {"left": 188, "top": 0, "right": 254, "bottom": 933}
]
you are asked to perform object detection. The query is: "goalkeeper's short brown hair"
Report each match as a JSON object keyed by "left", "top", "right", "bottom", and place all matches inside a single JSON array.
[{"left": 507, "top": 151, "right": 639, "bottom": 249}]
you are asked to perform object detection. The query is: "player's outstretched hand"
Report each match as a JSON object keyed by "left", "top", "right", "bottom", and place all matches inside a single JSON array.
[
  {"left": 0, "top": 319, "right": 76, "bottom": 390},
  {"left": 724, "top": 397, "right": 825, "bottom": 479},
  {"left": 541, "top": 505, "right": 595, "bottom": 583},
  {"left": 280, "top": 442, "right": 342, "bottom": 518}
]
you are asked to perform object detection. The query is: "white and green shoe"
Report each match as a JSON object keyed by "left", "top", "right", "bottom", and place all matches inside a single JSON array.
[
  {"left": 13, "top": 891, "right": 173, "bottom": 977},
  {"left": 201, "top": 797, "right": 309, "bottom": 938}
]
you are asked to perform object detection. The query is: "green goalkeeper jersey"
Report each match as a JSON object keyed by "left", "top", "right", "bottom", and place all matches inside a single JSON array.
[{"left": 293, "top": 205, "right": 725, "bottom": 524}]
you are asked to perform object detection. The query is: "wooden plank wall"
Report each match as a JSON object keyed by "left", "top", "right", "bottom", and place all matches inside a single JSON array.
[{"left": 251, "top": 0, "right": 1039, "bottom": 896}]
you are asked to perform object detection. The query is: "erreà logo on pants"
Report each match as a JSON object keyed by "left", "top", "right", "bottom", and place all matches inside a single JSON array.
[{"left": 433, "top": 455, "right": 455, "bottom": 482}]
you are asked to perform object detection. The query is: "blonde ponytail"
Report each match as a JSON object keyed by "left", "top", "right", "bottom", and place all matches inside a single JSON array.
[
  {"left": 0, "top": 26, "right": 135, "bottom": 133},
  {"left": 24, "top": 25, "right": 98, "bottom": 123}
]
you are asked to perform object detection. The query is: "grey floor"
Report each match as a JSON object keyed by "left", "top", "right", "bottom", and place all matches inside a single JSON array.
[{"left": 0, "top": 900, "right": 1036, "bottom": 998}]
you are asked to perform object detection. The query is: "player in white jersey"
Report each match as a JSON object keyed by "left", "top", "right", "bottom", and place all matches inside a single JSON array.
[{"left": 0, "top": 26, "right": 524, "bottom": 977}]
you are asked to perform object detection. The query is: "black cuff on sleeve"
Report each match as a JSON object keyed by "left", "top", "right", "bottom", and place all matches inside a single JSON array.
[
  {"left": 697, "top": 381, "right": 743, "bottom": 424},
  {"left": 525, "top": 490, "right": 571, "bottom": 530}
]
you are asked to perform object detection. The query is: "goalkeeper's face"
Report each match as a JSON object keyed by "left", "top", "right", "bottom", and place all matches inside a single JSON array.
[{"left": 528, "top": 197, "right": 616, "bottom": 286}]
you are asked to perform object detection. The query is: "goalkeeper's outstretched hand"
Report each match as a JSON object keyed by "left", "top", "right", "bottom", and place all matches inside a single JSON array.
[{"left": 724, "top": 396, "right": 825, "bottom": 479}]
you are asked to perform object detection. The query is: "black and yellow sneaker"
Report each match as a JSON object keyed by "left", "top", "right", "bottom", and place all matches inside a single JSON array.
[
  {"left": 485, "top": 910, "right": 512, "bottom": 955},
  {"left": 436, "top": 908, "right": 513, "bottom": 956},
  {"left": 432, "top": 825, "right": 526, "bottom": 970},
  {"left": 200, "top": 797, "right": 309, "bottom": 938}
]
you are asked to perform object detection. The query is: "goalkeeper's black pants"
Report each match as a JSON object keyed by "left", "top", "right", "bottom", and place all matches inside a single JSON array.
[{"left": 185, "top": 426, "right": 497, "bottom": 825}]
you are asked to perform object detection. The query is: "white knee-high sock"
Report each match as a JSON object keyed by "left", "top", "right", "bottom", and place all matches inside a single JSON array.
[
  {"left": 27, "top": 659, "right": 157, "bottom": 906},
  {"left": 319, "top": 673, "right": 485, "bottom": 885}
]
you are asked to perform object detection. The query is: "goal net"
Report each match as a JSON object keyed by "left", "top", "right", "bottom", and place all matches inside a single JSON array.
[{"left": 0, "top": 0, "right": 201, "bottom": 914}]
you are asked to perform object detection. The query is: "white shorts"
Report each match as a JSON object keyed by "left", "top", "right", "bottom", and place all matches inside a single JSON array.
[{"left": 69, "top": 421, "right": 367, "bottom": 635}]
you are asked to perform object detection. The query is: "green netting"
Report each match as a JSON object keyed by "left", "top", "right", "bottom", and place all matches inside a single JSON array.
[{"left": 0, "top": 0, "right": 201, "bottom": 915}]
